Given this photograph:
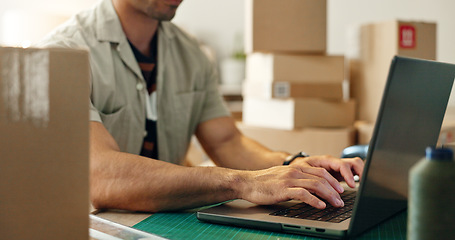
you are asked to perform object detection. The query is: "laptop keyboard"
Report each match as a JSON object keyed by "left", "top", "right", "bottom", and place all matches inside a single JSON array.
[{"left": 270, "top": 190, "right": 357, "bottom": 223}]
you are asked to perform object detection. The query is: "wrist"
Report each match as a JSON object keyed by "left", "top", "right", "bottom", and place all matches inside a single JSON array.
[
  {"left": 283, "top": 151, "right": 310, "bottom": 165},
  {"left": 227, "top": 169, "right": 249, "bottom": 200}
]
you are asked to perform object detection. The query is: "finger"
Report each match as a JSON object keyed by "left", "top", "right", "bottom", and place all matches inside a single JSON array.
[
  {"left": 351, "top": 157, "right": 364, "bottom": 178},
  {"left": 339, "top": 163, "right": 356, "bottom": 188},
  {"left": 309, "top": 156, "right": 362, "bottom": 188},
  {"left": 295, "top": 166, "right": 344, "bottom": 194},
  {"left": 339, "top": 158, "right": 364, "bottom": 188},
  {"left": 287, "top": 188, "right": 326, "bottom": 209},
  {"left": 289, "top": 178, "right": 344, "bottom": 208}
]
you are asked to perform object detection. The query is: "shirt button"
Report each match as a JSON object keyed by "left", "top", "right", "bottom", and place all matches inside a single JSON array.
[
  {"left": 143, "top": 131, "right": 148, "bottom": 137},
  {"left": 136, "top": 83, "right": 144, "bottom": 91}
]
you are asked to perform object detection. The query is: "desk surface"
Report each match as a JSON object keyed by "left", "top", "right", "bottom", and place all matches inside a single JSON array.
[
  {"left": 95, "top": 209, "right": 407, "bottom": 240},
  {"left": 95, "top": 210, "right": 151, "bottom": 227}
]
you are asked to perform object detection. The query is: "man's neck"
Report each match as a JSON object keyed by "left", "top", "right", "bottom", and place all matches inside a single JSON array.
[{"left": 113, "top": 0, "right": 158, "bottom": 57}]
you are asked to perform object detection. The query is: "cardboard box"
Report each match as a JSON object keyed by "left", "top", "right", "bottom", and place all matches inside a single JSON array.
[
  {"left": 243, "top": 80, "right": 344, "bottom": 100},
  {"left": 439, "top": 122, "right": 455, "bottom": 146},
  {"left": 350, "top": 20, "right": 436, "bottom": 123},
  {"left": 243, "top": 97, "right": 355, "bottom": 130},
  {"left": 246, "top": 53, "right": 345, "bottom": 83},
  {"left": 245, "top": 0, "right": 326, "bottom": 53},
  {"left": 0, "top": 47, "right": 90, "bottom": 239},
  {"left": 185, "top": 123, "right": 356, "bottom": 166},
  {"left": 226, "top": 100, "right": 243, "bottom": 121},
  {"left": 355, "top": 121, "right": 375, "bottom": 145},
  {"left": 440, "top": 106, "right": 455, "bottom": 145},
  {"left": 238, "top": 122, "right": 355, "bottom": 157},
  {"left": 355, "top": 119, "right": 455, "bottom": 147}
]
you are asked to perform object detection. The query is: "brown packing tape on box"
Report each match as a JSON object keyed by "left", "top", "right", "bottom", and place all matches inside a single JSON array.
[
  {"left": 294, "top": 99, "right": 355, "bottom": 128},
  {"left": 243, "top": 80, "right": 344, "bottom": 100},
  {"left": 272, "top": 82, "right": 344, "bottom": 100},
  {"left": 0, "top": 47, "right": 90, "bottom": 240},
  {"left": 243, "top": 97, "right": 356, "bottom": 130}
]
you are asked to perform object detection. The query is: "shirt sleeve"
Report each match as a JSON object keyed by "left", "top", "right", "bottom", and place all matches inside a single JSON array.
[
  {"left": 198, "top": 56, "right": 231, "bottom": 124},
  {"left": 89, "top": 101, "right": 102, "bottom": 122},
  {"left": 37, "top": 36, "right": 102, "bottom": 123}
]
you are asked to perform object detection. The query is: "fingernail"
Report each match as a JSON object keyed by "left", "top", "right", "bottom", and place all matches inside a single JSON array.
[
  {"left": 337, "top": 199, "right": 344, "bottom": 207},
  {"left": 318, "top": 201, "right": 326, "bottom": 208},
  {"left": 337, "top": 185, "right": 344, "bottom": 193}
]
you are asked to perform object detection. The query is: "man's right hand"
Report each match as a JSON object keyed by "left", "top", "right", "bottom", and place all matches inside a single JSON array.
[{"left": 236, "top": 156, "right": 363, "bottom": 209}]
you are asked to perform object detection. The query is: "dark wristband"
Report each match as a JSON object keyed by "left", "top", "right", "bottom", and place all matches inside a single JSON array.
[{"left": 283, "top": 151, "right": 310, "bottom": 165}]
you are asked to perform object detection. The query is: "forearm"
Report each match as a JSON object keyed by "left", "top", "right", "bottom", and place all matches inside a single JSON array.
[
  {"left": 91, "top": 150, "right": 243, "bottom": 212},
  {"left": 90, "top": 121, "right": 242, "bottom": 212},
  {"left": 90, "top": 118, "right": 364, "bottom": 212}
]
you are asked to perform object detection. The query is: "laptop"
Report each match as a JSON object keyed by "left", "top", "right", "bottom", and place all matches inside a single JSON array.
[{"left": 197, "top": 56, "right": 455, "bottom": 239}]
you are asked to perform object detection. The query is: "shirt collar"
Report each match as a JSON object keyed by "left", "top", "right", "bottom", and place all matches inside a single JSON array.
[{"left": 95, "top": 0, "right": 125, "bottom": 43}]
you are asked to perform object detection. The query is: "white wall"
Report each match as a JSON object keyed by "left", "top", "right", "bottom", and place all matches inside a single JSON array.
[
  {"left": 173, "top": 0, "right": 245, "bottom": 63},
  {"left": 173, "top": 0, "right": 455, "bottom": 106},
  {"left": 0, "top": 0, "right": 95, "bottom": 45},
  {"left": 0, "top": 0, "right": 94, "bottom": 16},
  {"left": 2, "top": 0, "right": 454, "bottom": 62},
  {"left": 1, "top": 0, "right": 455, "bottom": 98},
  {"left": 328, "top": 0, "right": 455, "bottom": 64},
  {"left": 173, "top": 0, "right": 455, "bottom": 64}
]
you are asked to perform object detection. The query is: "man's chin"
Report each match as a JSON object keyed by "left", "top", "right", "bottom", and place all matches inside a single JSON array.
[{"left": 152, "top": 10, "right": 177, "bottom": 21}]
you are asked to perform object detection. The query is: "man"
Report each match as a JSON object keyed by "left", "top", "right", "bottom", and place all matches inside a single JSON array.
[{"left": 39, "top": 0, "right": 363, "bottom": 212}]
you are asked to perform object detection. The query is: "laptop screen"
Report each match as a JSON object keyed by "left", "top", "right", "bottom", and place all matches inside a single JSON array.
[{"left": 349, "top": 56, "right": 455, "bottom": 236}]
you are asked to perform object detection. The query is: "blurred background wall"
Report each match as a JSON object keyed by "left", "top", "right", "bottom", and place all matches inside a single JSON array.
[{"left": 1, "top": 0, "right": 454, "bottom": 101}]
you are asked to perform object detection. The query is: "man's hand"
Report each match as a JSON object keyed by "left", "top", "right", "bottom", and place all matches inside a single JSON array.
[
  {"left": 237, "top": 156, "right": 364, "bottom": 209},
  {"left": 292, "top": 155, "right": 364, "bottom": 189}
]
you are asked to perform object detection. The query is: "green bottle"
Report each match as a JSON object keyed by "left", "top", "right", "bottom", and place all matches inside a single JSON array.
[{"left": 408, "top": 147, "right": 455, "bottom": 239}]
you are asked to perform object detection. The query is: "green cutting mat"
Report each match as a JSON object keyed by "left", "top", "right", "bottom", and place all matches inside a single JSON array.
[{"left": 133, "top": 209, "right": 407, "bottom": 240}]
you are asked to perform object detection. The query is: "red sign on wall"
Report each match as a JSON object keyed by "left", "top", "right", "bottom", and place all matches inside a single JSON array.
[{"left": 399, "top": 25, "right": 416, "bottom": 49}]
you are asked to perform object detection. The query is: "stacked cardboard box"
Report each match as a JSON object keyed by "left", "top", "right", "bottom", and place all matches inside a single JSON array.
[
  {"left": 350, "top": 20, "right": 436, "bottom": 124},
  {"left": 238, "top": 122, "right": 355, "bottom": 157},
  {"left": 245, "top": 0, "right": 326, "bottom": 54},
  {"left": 349, "top": 20, "right": 437, "bottom": 145},
  {"left": 240, "top": 0, "right": 355, "bottom": 155},
  {"left": 0, "top": 47, "right": 90, "bottom": 239},
  {"left": 243, "top": 0, "right": 355, "bottom": 130},
  {"left": 355, "top": 120, "right": 455, "bottom": 147},
  {"left": 185, "top": 123, "right": 356, "bottom": 166},
  {"left": 244, "top": 54, "right": 345, "bottom": 100}
]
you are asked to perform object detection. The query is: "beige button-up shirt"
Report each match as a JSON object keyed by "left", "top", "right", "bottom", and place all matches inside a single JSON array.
[{"left": 39, "top": 0, "right": 230, "bottom": 164}]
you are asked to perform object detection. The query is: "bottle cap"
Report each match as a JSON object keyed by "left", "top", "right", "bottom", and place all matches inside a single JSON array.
[{"left": 425, "top": 147, "right": 454, "bottom": 161}]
